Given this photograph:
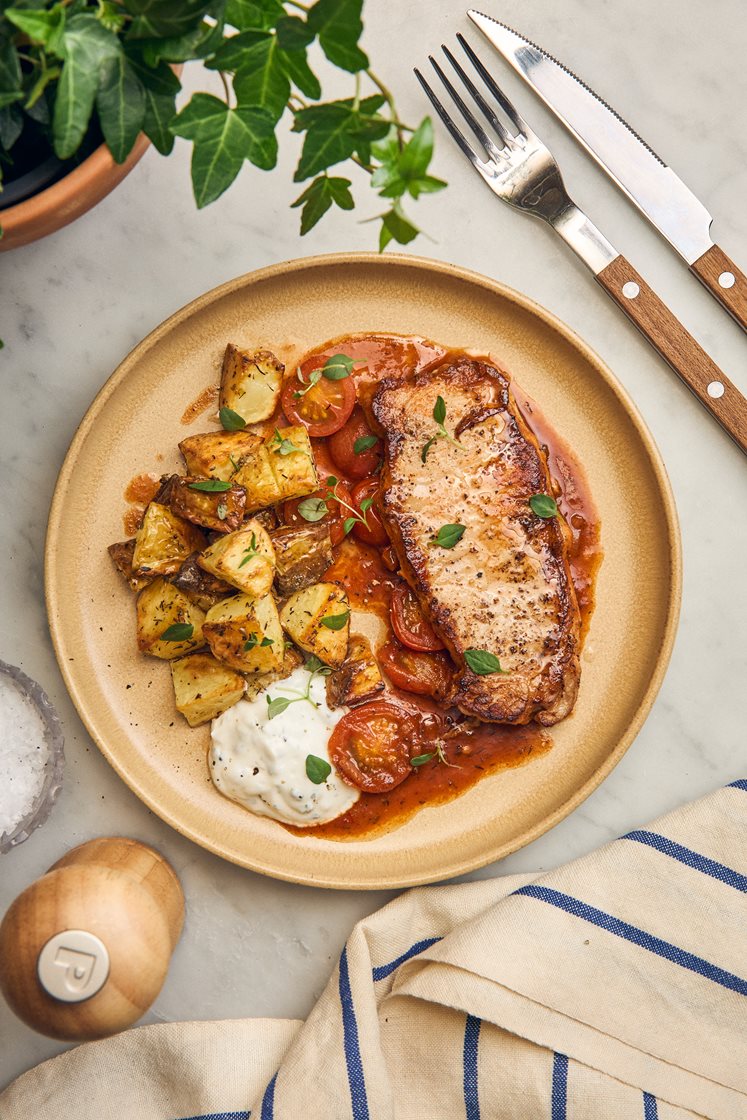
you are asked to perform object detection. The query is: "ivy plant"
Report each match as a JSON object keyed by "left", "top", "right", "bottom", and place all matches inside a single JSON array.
[{"left": 0, "top": 0, "right": 446, "bottom": 248}]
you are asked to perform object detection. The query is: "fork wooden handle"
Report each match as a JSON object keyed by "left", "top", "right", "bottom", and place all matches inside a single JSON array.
[
  {"left": 596, "top": 256, "right": 747, "bottom": 454},
  {"left": 690, "top": 244, "right": 747, "bottom": 333}
]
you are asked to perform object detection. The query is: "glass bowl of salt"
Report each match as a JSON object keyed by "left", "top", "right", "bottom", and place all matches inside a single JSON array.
[{"left": 0, "top": 660, "right": 64, "bottom": 853}]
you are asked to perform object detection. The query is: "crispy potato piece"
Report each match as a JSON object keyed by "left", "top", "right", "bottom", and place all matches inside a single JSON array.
[
  {"left": 326, "top": 635, "right": 385, "bottom": 708},
  {"left": 108, "top": 539, "right": 153, "bottom": 592},
  {"left": 271, "top": 522, "right": 333, "bottom": 596},
  {"left": 178, "top": 430, "right": 263, "bottom": 482},
  {"left": 198, "top": 520, "right": 275, "bottom": 598},
  {"left": 171, "top": 552, "right": 233, "bottom": 612},
  {"left": 220, "top": 345, "right": 284, "bottom": 423},
  {"left": 266, "top": 425, "right": 317, "bottom": 500},
  {"left": 170, "top": 652, "right": 246, "bottom": 726},
  {"left": 243, "top": 644, "right": 304, "bottom": 701},
  {"left": 279, "top": 582, "right": 350, "bottom": 668},
  {"left": 136, "top": 577, "right": 206, "bottom": 659},
  {"left": 233, "top": 426, "right": 318, "bottom": 513},
  {"left": 232, "top": 445, "right": 281, "bottom": 512},
  {"left": 167, "top": 476, "right": 246, "bottom": 533},
  {"left": 203, "top": 592, "right": 284, "bottom": 674},
  {"left": 251, "top": 507, "right": 278, "bottom": 533},
  {"left": 132, "top": 502, "right": 206, "bottom": 577}
]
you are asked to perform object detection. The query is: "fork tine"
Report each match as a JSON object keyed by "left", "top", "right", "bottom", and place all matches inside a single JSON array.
[
  {"left": 427, "top": 54, "right": 502, "bottom": 160},
  {"left": 441, "top": 44, "right": 512, "bottom": 149},
  {"left": 413, "top": 67, "right": 484, "bottom": 169},
  {"left": 456, "top": 33, "right": 533, "bottom": 139}
]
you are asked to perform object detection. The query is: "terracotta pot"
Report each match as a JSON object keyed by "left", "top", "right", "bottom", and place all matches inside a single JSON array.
[{"left": 0, "top": 133, "right": 151, "bottom": 252}]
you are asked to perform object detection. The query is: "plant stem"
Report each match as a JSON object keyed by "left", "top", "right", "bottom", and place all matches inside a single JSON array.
[
  {"left": 219, "top": 70, "right": 232, "bottom": 108},
  {"left": 352, "top": 72, "right": 360, "bottom": 113},
  {"left": 366, "top": 69, "right": 415, "bottom": 145}
]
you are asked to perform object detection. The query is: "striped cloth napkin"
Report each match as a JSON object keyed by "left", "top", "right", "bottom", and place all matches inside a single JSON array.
[{"left": 2, "top": 781, "right": 744, "bottom": 1119}]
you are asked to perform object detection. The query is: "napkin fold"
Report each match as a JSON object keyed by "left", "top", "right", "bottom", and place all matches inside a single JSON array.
[{"left": 2, "top": 781, "right": 745, "bottom": 1120}]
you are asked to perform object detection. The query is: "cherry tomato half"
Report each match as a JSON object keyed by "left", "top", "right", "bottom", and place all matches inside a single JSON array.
[
  {"left": 378, "top": 639, "right": 454, "bottom": 700},
  {"left": 390, "top": 584, "right": 444, "bottom": 652},
  {"left": 283, "top": 478, "right": 354, "bottom": 547},
  {"left": 327, "top": 406, "right": 383, "bottom": 479},
  {"left": 280, "top": 369, "right": 356, "bottom": 438},
  {"left": 328, "top": 699, "right": 416, "bottom": 792},
  {"left": 350, "top": 478, "right": 389, "bottom": 547}
]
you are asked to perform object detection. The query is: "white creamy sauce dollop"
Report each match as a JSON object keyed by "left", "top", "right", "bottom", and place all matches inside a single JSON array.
[{"left": 209, "top": 666, "right": 359, "bottom": 826}]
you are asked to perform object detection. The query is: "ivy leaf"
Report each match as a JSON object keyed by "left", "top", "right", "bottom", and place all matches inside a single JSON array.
[
  {"left": 205, "top": 29, "right": 269, "bottom": 70},
  {"left": 276, "top": 15, "right": 314, "bottom": 51},
  {"left": 4, "top": 6, "right": 66, "bottom": 56},
  {"left": 277, "top": 47, "right": 320, "bottom": 100},
  {"left": 96, "top": 54, "right": 146, "bottom": 163},
  {"left": 53, "top": 14, "right": 121, "bottom": 160},
  {"left": 379, "top": 203, "right": 419, "bottom": 251},
  {"left": 292, "top": 94, "right": 384, "bottom": 181},
  {"left": 372, "top": 119, "right": 447, "bottom": 202},
  {"left": 291, "top": 175, "right": 353, "bottom": 234},
  {"left": 232, "top": 36, "right": 289, "bottom": 123},
  {"left": 161, "top": 622, "right": 194, "bottom": 641},
  {"left": 219, "top": 405, "right": 246, "bottom": 430},
  {"left": 464, "top": 649, "right": 508, "bottom": 676},
  {"left": 226, "top": 0, "right": 284, "bottom": 31},
  {"left": 138, "top": 18, "right": 226, "bottom": 65},
  {"left": 307, "top": 0, "right": 368, "bottom": 73},
  {"left": 172, "top": 93, "right": 277, "bottom": 207},
  {"left": 0, "top": 103, "right": 23, "bottom": 150},
  {"left": 128, "top": 55, "right": 180, "bottom": 155},
  {"left": 96, "top": 2, "right": 126, "bottom": 34},
  {"left": 0, "top": 31, "right": 22, "bottom": 91},
  {"left": 123, "top": 0, "right": 215, "bottom": 40},
  {"left": 305, "top": 753, "right": 331, "bottom": 784},
  {"left": 0, "top": 90, "right": 22, "bottom": 109}
]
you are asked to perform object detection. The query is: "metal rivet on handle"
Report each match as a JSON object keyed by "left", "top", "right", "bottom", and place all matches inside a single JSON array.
[
  {"left": 37, "top": 929, "right": 110, "bottom": 1003},
  {"left": 707, "top": 381, "right": 725, "bottom": 399},
  {"left": 622, "top": 281, "right": 640, "bottom": 299},
  {"left": 718, "top": 271, "right": 735, "bottom": 289}
]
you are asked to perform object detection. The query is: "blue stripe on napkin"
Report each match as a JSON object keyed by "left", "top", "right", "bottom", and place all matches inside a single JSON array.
[
  {"left": 463, "top": 1015, "right": 481, "bottom": 1119},
  {"left": 728, "top": 778, "right": 747, "bottom": 791},
  {"left": 642, "top": 1091, "right": 658, "bottom": 1119},
  {"left": 551, "top": 1053, "right": 568, "bottom": 1120},
  {"left": 177, "top": 1113, "right": 250, "bottom": 1119},
  {"left": 623, "top": 830, "right": 747, "bottom": 892},
  {"left": 260, "top": 1073, "right": 277, "bottom": 1120},
  {"left": 372, "top": 937, "right": 443, "bottom": 980},
  {"left": 339, "top": 947, "right": 370, "bottom": 1119},
  {"left": 515, "top": 885, "right": 747, "bottom": 995}
]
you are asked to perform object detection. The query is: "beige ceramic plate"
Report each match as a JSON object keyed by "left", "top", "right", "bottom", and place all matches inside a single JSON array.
[{"left": 46, "top": 253, "right": 681, "bottom": 889}]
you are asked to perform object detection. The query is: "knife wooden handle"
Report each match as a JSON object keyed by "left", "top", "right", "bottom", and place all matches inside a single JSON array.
[
  {"left": 690, "top": 244, "right": 747, "bottom": 333},
  {"left": 597, "top": 255, "right": 747, "bottom": 454}
]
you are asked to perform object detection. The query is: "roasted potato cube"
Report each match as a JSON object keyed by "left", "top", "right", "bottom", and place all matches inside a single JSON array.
[
  {"left": 170, "top": 652, "right": 246, "bottom": 726},
  {"left": 198, "top": 520, "right": 275, "bottom": 598},
  {"left": 271, "top": 522, "right": 333, "bottom": 595},
  {"left": 167, "top": 476, "right": 246, "bottom": 533},
  {"left": 132, "top": 502, "right": 206, "bottom": 577},
  {"left": 136, "top": 577, "right": 206, "bottom": 659},
  {"left": 108, "top": 539, "right": 153, "bottom": 592},
  {"left": 266, "top": 425, "right": 317, "bottom": 500},
  {"left": 203, "top": 592, "right": 284, "bottom": 674},
  {"left": 251, "top": 506, "right": 278, "bottom": 533},
  {"left": 279, "top": 582, "right": 350, "bottom": 668},
  {"left": 243, "top": 644, "right": 304, "bottom": 701},
  {"left": 326, "top": 635, "right": 385, "bottom": 709},
  {"left": 179, "top": 430, "right": 263, "bottom": 482},
  {"left": 220, "top": 345, "right": 284, "bottom": 423},
  {"left": 232, "top": 446, "right": 282, "bottom": 512},
  {"left": 171, "top": 552, "right": 233, "bottom": 612}
]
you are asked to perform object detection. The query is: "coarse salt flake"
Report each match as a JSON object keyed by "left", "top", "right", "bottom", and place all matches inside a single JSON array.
[{"left": 0, "top": 673, "right": 51, "bottom": 839}]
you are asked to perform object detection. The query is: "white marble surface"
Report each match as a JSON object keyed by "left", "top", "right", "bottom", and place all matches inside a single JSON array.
[{"left": 1, "top": 0, "right": 746, "bottom": 1090}]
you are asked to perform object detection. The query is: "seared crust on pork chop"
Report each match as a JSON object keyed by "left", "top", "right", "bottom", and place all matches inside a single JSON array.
[{"left": 372, "top": 356, "right": 581, "bottom": 726}]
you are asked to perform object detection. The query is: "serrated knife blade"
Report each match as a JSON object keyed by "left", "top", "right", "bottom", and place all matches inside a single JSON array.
[{"left": 468, "top": 10, "right": 747, "bottom": 331}]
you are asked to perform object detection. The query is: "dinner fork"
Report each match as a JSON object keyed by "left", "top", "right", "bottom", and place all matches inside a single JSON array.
[{"left": 415, "top": 36, "right": 747, "bottom": 455}]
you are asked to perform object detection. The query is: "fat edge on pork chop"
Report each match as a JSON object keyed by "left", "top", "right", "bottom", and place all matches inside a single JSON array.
[{"left": 372, "top": 355, "right": 581, "bottom": 726}]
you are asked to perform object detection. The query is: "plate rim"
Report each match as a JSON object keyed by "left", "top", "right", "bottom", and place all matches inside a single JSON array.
[{"left": 45, "top": 251, "right": 682, "bottom": 888}]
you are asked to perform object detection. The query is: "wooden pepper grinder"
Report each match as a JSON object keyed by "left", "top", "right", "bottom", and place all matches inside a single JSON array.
[{"left": 0, "top": 837, "right": 184, "bottom": 1041}]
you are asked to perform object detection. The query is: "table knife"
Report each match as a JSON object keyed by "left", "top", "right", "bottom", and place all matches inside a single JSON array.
[{"left": 468, "top": 10, "right": 747, "bottom": 333}]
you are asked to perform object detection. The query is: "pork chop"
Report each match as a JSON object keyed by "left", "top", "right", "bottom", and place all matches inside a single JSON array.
[{"left": 371, "top": 355, "right": 581, "bottom": 726}]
